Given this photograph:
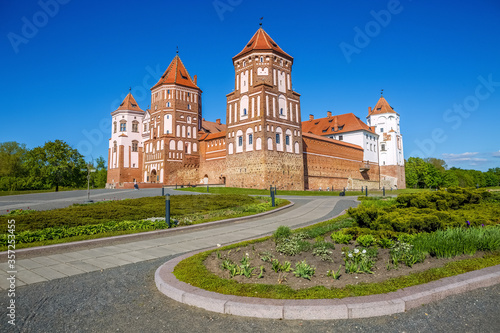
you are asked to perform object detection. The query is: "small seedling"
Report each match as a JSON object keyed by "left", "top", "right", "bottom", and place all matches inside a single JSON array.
[{"left": 327, "top": 265, "right": 342, "bottom": 280}]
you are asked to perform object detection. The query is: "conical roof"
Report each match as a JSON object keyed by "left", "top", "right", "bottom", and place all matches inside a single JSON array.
[
  {"left": 116, "top": 92, "right": 143, "bottom": 112},
  {"left": 152, "top": 55, "right": 199, "bottom": 90},
  {"left": 369, "top": 96, "right": 397, "bottom": 116},
  {"left": 233, "top": 27, "right": 293, "bottom": 61}
]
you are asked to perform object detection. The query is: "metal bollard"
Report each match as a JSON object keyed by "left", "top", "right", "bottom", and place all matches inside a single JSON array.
[
  {"left": 165, "top": 194, "right": 171, "bottom": 228},
  {"left": 365, "top": 187, "right": 368, "bottom": 197},
  {"left": 383, "top": 187, "right": 385, "bottom": 197},
  {"left": 207, "top": 185, "right": 209, "bottom": 192},
  {"left": 271, "top": 190, "right": 275, "bottom": 207},
  {"left": 162, "top": 187, "right": 164, "bottom": 196}
]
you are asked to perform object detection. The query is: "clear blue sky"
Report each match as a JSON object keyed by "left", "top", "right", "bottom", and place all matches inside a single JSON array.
[{"left": 1, "top": 0, "right": 499, "bottom": 171}]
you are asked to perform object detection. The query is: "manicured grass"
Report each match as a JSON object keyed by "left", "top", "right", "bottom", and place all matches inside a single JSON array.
[
  {"left": 178, "top": 186, "right": 432, "bottom": 196},
  {"left": 0, "top": 187, "right": 92, "bottom": 197},
  {"left": 173, "top": 214, "right": 500, "bottom": 299},
  {"left": 179, "top": 186, "right": 364, "bottom": 196}
]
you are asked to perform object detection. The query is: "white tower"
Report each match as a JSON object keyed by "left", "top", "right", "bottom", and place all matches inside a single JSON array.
[{"left": 367, "top": 94, "right": 405, "bottom": 188}]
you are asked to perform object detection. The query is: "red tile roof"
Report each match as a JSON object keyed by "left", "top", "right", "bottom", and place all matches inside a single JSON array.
[
  {"left": 116, "top": 93, "right": 143, "bottom": 112},
  {"left": 152, "top": 55, "right": 199, "bottom": 90},
  {"left": 369, "top": 96, "right": 397, "bottom": 116},
  {"left": 199, "top": 131, "right": 227, "bottom": 141},
  {"left": 302, "top": 132, "right": 363, "bottom": 151},
  {"left": 200, "top": 118, "right": 226, "bottom": 134},
  {"left": 233, "top": 27, "right": 293, "bottom": 61},
  {"left": 302, "top": 113, "right": 375, "bottom": 136}
]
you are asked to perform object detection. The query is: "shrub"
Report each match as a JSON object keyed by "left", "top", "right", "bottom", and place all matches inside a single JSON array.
[
  {"left": 331, "top": 231, "right": 353, "bottom": 244},
  {"left": 356, "top": 234, "right": 376, "bottom": 247},
  {"left": 273, "top": 226, "right": 292, "bottom": 244}
]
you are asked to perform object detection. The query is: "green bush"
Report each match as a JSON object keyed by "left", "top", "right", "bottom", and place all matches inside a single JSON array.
[
  {"left": 330, "top": 231, "right": 353, "bottom": 244},
  {"left": 293, "top": 260, "right": 315, "bottom": 280},
  {"left": 273, "top": 226, "right": 292, "bottom": 244},
  {"left": 356, "top": 234, "right": 376, "bottom": 247}
]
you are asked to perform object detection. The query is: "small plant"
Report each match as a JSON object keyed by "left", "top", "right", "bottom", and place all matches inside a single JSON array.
[
  {"left": 271, "top": 259, "right": 291, "bottom": 272},
  {"left": 293, "top": 260, "right": 316, "bottom": 280},
  {"left": 239, "top": 256, "right": 256, "bottom": 278},
  {"left": 377, "top": 237, "right": 394, "bottom": 249},
  {"left": 216, "top": 250, "right": 221, "bottom": 259},
  {"left": 260, "top": 251, "right": 274, "bottom": 262},
  {"left": 327, "top": 265, "right": 342, "bottom": 280},
  {"left": 343, "top": 248, "right": 375, "bottom": 274},
  {"left": 275, "top": 234, "right": 312, "bottom": 256},
  {"left": 389, "top": 241, "right": 425, "bottom": 268},
  {"left": 331, "top": 231, "right": 353, "bottom": 244},
  {"left": 273, "top": 225, "right": 292, "bottom": 244},
  {"left": 312, "top": 242, "right": 334, "bottom": 261},
  {"left": 277, "top": 272, "right": 287, "bottom": 284},
  {"left": 257, "top": 266, "right": 265, "bottom": 278},
  {"left": 356, "top": 234, "right": 376, "bottom": 247}
]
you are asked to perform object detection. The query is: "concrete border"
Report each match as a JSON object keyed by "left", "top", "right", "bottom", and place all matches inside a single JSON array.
[
  {"left": 0, "top": 202, "right": 294, "bottom": 259},
  {"left": 155, "top": 251, "right": 500, "bottom": 320}
]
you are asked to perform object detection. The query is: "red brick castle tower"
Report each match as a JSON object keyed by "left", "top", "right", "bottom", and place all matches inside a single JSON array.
[
  {"left": 142, "top": 54, "right": 202, "bottom": 184},
  {"left": 224, "top": 27, "right": 304, "bottom": 190}
]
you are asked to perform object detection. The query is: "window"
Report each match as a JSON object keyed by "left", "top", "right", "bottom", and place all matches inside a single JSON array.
[
  {"left": 243, "top": 108, "right": 247, "bottom": 115},
  {"left": 338, "top": 135, "right": 343, "bottom": 141},
  {"left": 248, "top": 134, "right": 253, "bottom": 145},
  {"left": 167, "top": 89, "right": 170, "bottom": 94},
  {"left": 113, "top": 122, "right": 117, "bottom": 133},
  {"left": 113, "top": 141, "right": 117, "bottom": 153},
  {"left": 120, "top": 122, "right": 126, "bottom": 132},
  {"left": 381, "top": 143, "right": 386, "bottom": 151},
  {"left": 338, "top": 125, "right": 344, "bottom": 131},
  {"left": 243, "top": 61, "right": 246, "bottom": 66},
  {"left": 285, "top": 135, "right": 290, "bottom": 146},
  {"left": 132, "top": 122, "right": 138, "bottom": 133},
  {"left": 280, "top": 108, "right": 283, "bottom": 115},
  {"left": 187, "top": 92, "right": 190, "bottom": 97},
  {"left": 188, "top": 104, "right": 191, "bottom": 110},
  {"left": 260, "top": 56, "right": 263, "bottom": 62},
  {"left": 276, "top": 133, "right": 280, "bottom": 144},
  {"left": 132, "top": 141, "right": 138, "bottom": 152},
  {"left": 380, "top": 128, "right": 384, "bottom": 133},
  {"left": 238, "top": 136, "right": 243, "bottom": 146},
  {"left": 167, "top": 102, "right": 171, "bottom": 107}
]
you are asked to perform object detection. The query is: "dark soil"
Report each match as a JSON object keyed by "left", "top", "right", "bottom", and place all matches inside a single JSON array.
[{"left": 205, "top": 234, "right": 486, "bottom": 290}]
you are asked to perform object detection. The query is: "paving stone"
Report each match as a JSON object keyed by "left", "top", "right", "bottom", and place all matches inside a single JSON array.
[
  {"left": 30, "top": 256, "right": 62, "bottom": 266},
  {"left": 17, "top": 259, "right": 45, "bottom": 270},
  {"left": 50, "top": 263, "right": 86, "bottom": 276},
  {"left": 63, "top": 251, "right": 93, "bottom": 261},
  {"left": 16, "top": 270, "right": 48, "bottom": 285},
  {"left": 31, "top": 266, "right": 68, "bottom": 280},
  {"left": 98, "top": 255, "right": 134, "bottom": 267},
  {"left": 82, "top": 258, "right": 118, "bottom": 269},
  {"left": 112, "top": 252, "right": 144, "bottom": 263},
  {"left": 46, "top": 253, "right": 76, "bottom": 263},
  {"left": 67, "top": 261, "right": 101, "bottom": 273}
]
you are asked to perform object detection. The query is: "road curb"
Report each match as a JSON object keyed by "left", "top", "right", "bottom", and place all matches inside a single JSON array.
[{"left": 155, "top": 251, "right": 500, "bottom": 320}]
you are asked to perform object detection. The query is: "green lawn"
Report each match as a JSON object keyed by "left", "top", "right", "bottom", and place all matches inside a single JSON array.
[
  {"left": 0, "top": 187, "right": 99, "bottom": 197},
  {"left": 178, "top": 186, "right": 430, "bottom": 196}
]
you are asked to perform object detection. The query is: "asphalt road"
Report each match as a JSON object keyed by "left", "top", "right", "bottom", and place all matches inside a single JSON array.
[{"left": 0, "top": 188, "right": 197, "bottom": 214}]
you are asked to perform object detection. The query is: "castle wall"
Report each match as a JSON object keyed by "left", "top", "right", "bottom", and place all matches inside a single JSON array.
[
  {"left": 302, "top": 134, "right": 380, "bottom": 190},
  {"left": 380, "top": 164, "right": 406, "bottom": 189}
]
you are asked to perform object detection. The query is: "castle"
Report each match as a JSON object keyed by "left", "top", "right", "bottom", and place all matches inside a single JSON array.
[{"left": 107, "top": 27, "right": 405, "bottom": 190}]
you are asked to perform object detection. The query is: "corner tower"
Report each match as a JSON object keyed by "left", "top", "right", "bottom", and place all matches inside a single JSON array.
[
  {"left": 225, "top": 27, "right": 304, "bottom": 190},
  {"left": 107, "top": 92, "right": 144, "bottom": 187},
  {"left": 367, "top": 94, "right": 406, "bottom": 188},
  {"left": 143, "top": 54, "right": 202, "bottom": 184}
]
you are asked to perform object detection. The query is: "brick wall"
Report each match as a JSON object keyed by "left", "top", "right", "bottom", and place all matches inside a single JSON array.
[{"left": 380, "top": 165, "right": 406, "bottom": 189}]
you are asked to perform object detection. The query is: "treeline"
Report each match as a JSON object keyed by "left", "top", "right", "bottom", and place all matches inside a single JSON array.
[
  {"left": 0, "top": 141, "right": 107, "bottom": 191},
  {"left": 406, "top": 157, "right": 500, "bottom": 189}
]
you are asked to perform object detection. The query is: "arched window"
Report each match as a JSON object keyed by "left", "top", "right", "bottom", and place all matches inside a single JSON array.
[
  {"left": 260, "top": 56, "right": 263, "bottom": 62},
  {"left": 132, "top": 140, "right": 138, "bottom": 152},
  {"left": 113, "top": 122, "right": 117, "bottom": 133},
  {"left": 285, "top": 129, "right": 292, "bottom": 152},
  {"left": 169, "top": 140, "right": 175, "bottom": 150},
  {"left": 236, "top": 130, "right": 243, "bottom": 153},
  {"left": 177, "top": 141, "right": 183, "bottom": 151},
  {"left": 167, "top": 102, "right": 171, "bottom": 107},
  {"left": 276, "top": 127, "right": 283, "bottom": 151},
  {"left": 246, "top": 128, "right": 254, "bottom": 151}
]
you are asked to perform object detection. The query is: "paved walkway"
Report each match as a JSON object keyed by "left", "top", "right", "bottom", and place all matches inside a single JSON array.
[{"left": 0, "top": 196, "right": 357, "bottom": 290}]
